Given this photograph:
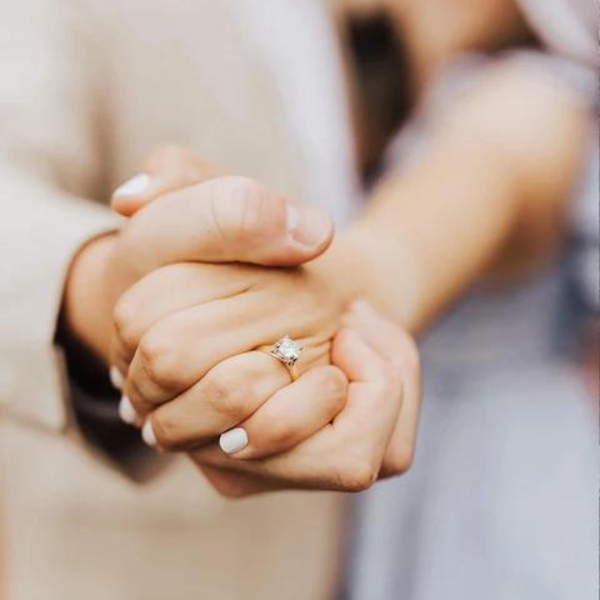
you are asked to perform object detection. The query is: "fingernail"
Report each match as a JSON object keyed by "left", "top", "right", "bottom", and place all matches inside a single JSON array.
[
  {"left": 219, "top": 428, "right": 248, "bottom": 455},
  {"left": 109, "top": 366, "right": 124, "bottom": 390},
  {"left": 118, "top": 395, "right": 141, "bottom": 426},
  {"left": 287, "top": 205, "right": 332, "bottom": 247},
  {"left": 112, "top": 173, "right": 150, "bottom": 198},
  {"left": 142, "top": 420, "right": 157, "bottom": 447}
]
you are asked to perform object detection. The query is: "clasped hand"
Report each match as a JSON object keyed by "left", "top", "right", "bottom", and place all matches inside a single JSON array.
[{"left": 72, "top": 146, "right": 421, "bottom": 496}]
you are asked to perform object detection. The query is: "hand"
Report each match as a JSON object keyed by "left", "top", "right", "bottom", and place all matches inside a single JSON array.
[
  {"left": 62, "top": 146, "right": 335, "bottom": 367},
  {"left": 107, "top": 150, "right": 352, "bottom": 457},
  {"left": 110, "top": 146, "right": 421, "bottom": 495},
  {"left": 108, "top": 154, "right": 350, "bottom": 447},
  {"left": 111, "top": 254, "right": 348, "bottom": 454},
  {"left": 191, "top": 300, "right": 421, "bottom": 495}
]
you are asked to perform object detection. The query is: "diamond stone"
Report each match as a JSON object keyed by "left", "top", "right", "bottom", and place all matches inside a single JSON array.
[{"left": 272, "top": 336, "right": 302, "bottom": 365}]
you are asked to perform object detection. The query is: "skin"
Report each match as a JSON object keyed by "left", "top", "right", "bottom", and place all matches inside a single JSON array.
[
  {"left": 195, "top": 301, "right": 421, "bottom": 496},
  {"left": 64, "top": 146, "right": 421, "bottom": 495},
  {"left": 64, "top": 166, "right": 336, "bottom": 365},
  {"left": 64, "top": 48, "right": 586, "bottom": 496}
]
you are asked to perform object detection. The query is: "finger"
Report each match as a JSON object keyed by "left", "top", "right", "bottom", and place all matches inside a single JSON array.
[
  {"left": 122, "top": 295, "right": 329, "bottom": 416},
  {"left": 219, "top": 366, "right": 348, "bottom": 460},
  {"left": 118, "top": 176, "right": 334, "bottom": 274},
  {"left": 342, "top": 300, "right": 417, "bottom": 367},
  {"left": 343, "top": 300, "right": 422, "bottom": 476},
  {"left": 122, "top": 294, "right": 271, "bottom": 416},
  {"left": 111, "top": 145, "right": 220, "bottom": 216},
  {"left": 379, "top": 363, "right": 421, "bottom": 478},
  {"left": 110, "top": 262, "right": 256, "bottom": 373},
  {"left": 190, "top": 329, "right": 402, "bottom": 492},
  {"left": 140, "top": 351, "right": 290, "bottom": 450},
  {"left": 327, "top": 327, "right": 403, "bottom": 468}
]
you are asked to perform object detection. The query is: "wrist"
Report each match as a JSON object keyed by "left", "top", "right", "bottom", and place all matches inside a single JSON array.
[
  {"left": 61, "top": 233, "right": 117, "bottom": 364},
  {"left": 309, "top": 230, "right": 367, "bottom": 306},
  {"left": 311, "top": 224, "right": 420, "bottom": 332}
]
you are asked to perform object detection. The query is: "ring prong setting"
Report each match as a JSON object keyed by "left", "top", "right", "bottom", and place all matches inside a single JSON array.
[{"left": 270, "top": 335, "right": 303, "bottom": 367}]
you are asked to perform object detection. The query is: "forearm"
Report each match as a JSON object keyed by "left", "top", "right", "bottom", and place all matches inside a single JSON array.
[
  {"left": 318, "top": 151, "right": 521, "bottom": 333},
  {"left": 316, "top": 64, "right": 588, "bottom": 333}
]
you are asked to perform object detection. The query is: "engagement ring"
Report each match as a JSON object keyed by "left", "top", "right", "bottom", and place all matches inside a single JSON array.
[{"left": 266, "top": 336, "right": 303, "bottom": 381}]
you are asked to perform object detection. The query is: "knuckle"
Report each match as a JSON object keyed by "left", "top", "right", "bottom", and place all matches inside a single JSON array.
[
  {"left": 385, "top": 443, "right": 415, "bottom": 476},
  {"left": 320, "top": 368, "right": 348, "bottom": 406},
  {"left": 336, "top": 455, "right": 379, "bottom": 493},
  {"left": 262, "top": 418, "right": 294, "bottom": 448},
  {"left": 137, "top": 332, "right": 182, "bottom": 390},
  {"left": 112, "top": 296, "right": 139, "bottom": 355},
  {"left": 202, "top": 374, "right": 245, "bottom": 421},
  {"left": 125, "top": 377, "right": 152, "bottom": 417},
  {"left": 216, "top": 176, "right": 287, "bottom": 242},
  {"left": 234, "top": 178, "right": 271, "bottom": 240},
  {"left": 151, "top": 411, "right": 183, "bottom": 450}
]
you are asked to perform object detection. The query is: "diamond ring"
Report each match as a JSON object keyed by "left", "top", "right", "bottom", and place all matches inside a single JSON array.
[{"left": 266, "top": 336, "right": 303, "bottom": 381}]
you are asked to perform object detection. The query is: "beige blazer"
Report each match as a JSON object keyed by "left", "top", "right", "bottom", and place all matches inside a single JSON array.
[{"left": 0, "top": 1, "right": 352, "bottom": 598}]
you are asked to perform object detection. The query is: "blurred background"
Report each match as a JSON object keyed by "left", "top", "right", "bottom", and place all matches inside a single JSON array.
[{"left": 0, "top": 1, "right": 597, "bottom": 599}]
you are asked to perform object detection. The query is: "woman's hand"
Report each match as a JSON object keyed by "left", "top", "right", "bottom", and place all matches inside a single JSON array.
[
  {"left": 191, "top": 300, "right": 421, "bottom": 495},
  {"left": 111, "top": 252, "right": 350, "bottom": 457}
]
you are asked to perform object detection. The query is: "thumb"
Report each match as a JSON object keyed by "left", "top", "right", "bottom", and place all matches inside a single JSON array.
[
  {"left": 111, "top": 144, "right": 221, "bottom": 216},
  {"left": 122, "top": 175, "right": 335, "bottom": 270}
]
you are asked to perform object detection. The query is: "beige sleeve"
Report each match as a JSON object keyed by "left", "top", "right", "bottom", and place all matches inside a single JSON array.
[{"left": 0, "top": 0, "right": 122, "bottom": 431}]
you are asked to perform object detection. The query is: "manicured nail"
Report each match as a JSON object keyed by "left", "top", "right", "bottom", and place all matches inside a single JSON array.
[
  {"left": 118, "top": 395, "right": 141, "bottom": 426},
  {"left": 142, "top": 420, "right": 157, "bottom": 447},
  {"left": 287, "top": 205, "right": 332, "bottom": 247},
  {"left": 112, "top": 173, "right": 150, "bottom": 198},
  {"left": 109, "top": 366, "right": 124, "bottom": 390},
  {"left": 219, "top": 428, "right": 248, "bottom": 455}
]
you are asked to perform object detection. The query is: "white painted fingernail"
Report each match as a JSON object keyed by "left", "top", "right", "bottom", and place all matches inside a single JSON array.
[
  {"left": 113, "top": 173, "right": 150, "bottom": 198},
  {"left": 118, "top": 395, "right": 141, "bottom": 426},
  {"left": 142, "top": 420, "right": 157, "bottom": 447},
  {"left": 219, "top": 428, "right": 248, "bottom": 454},
  {"left": 109, "top": 366, "right": 124, "bottom": 390}
]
